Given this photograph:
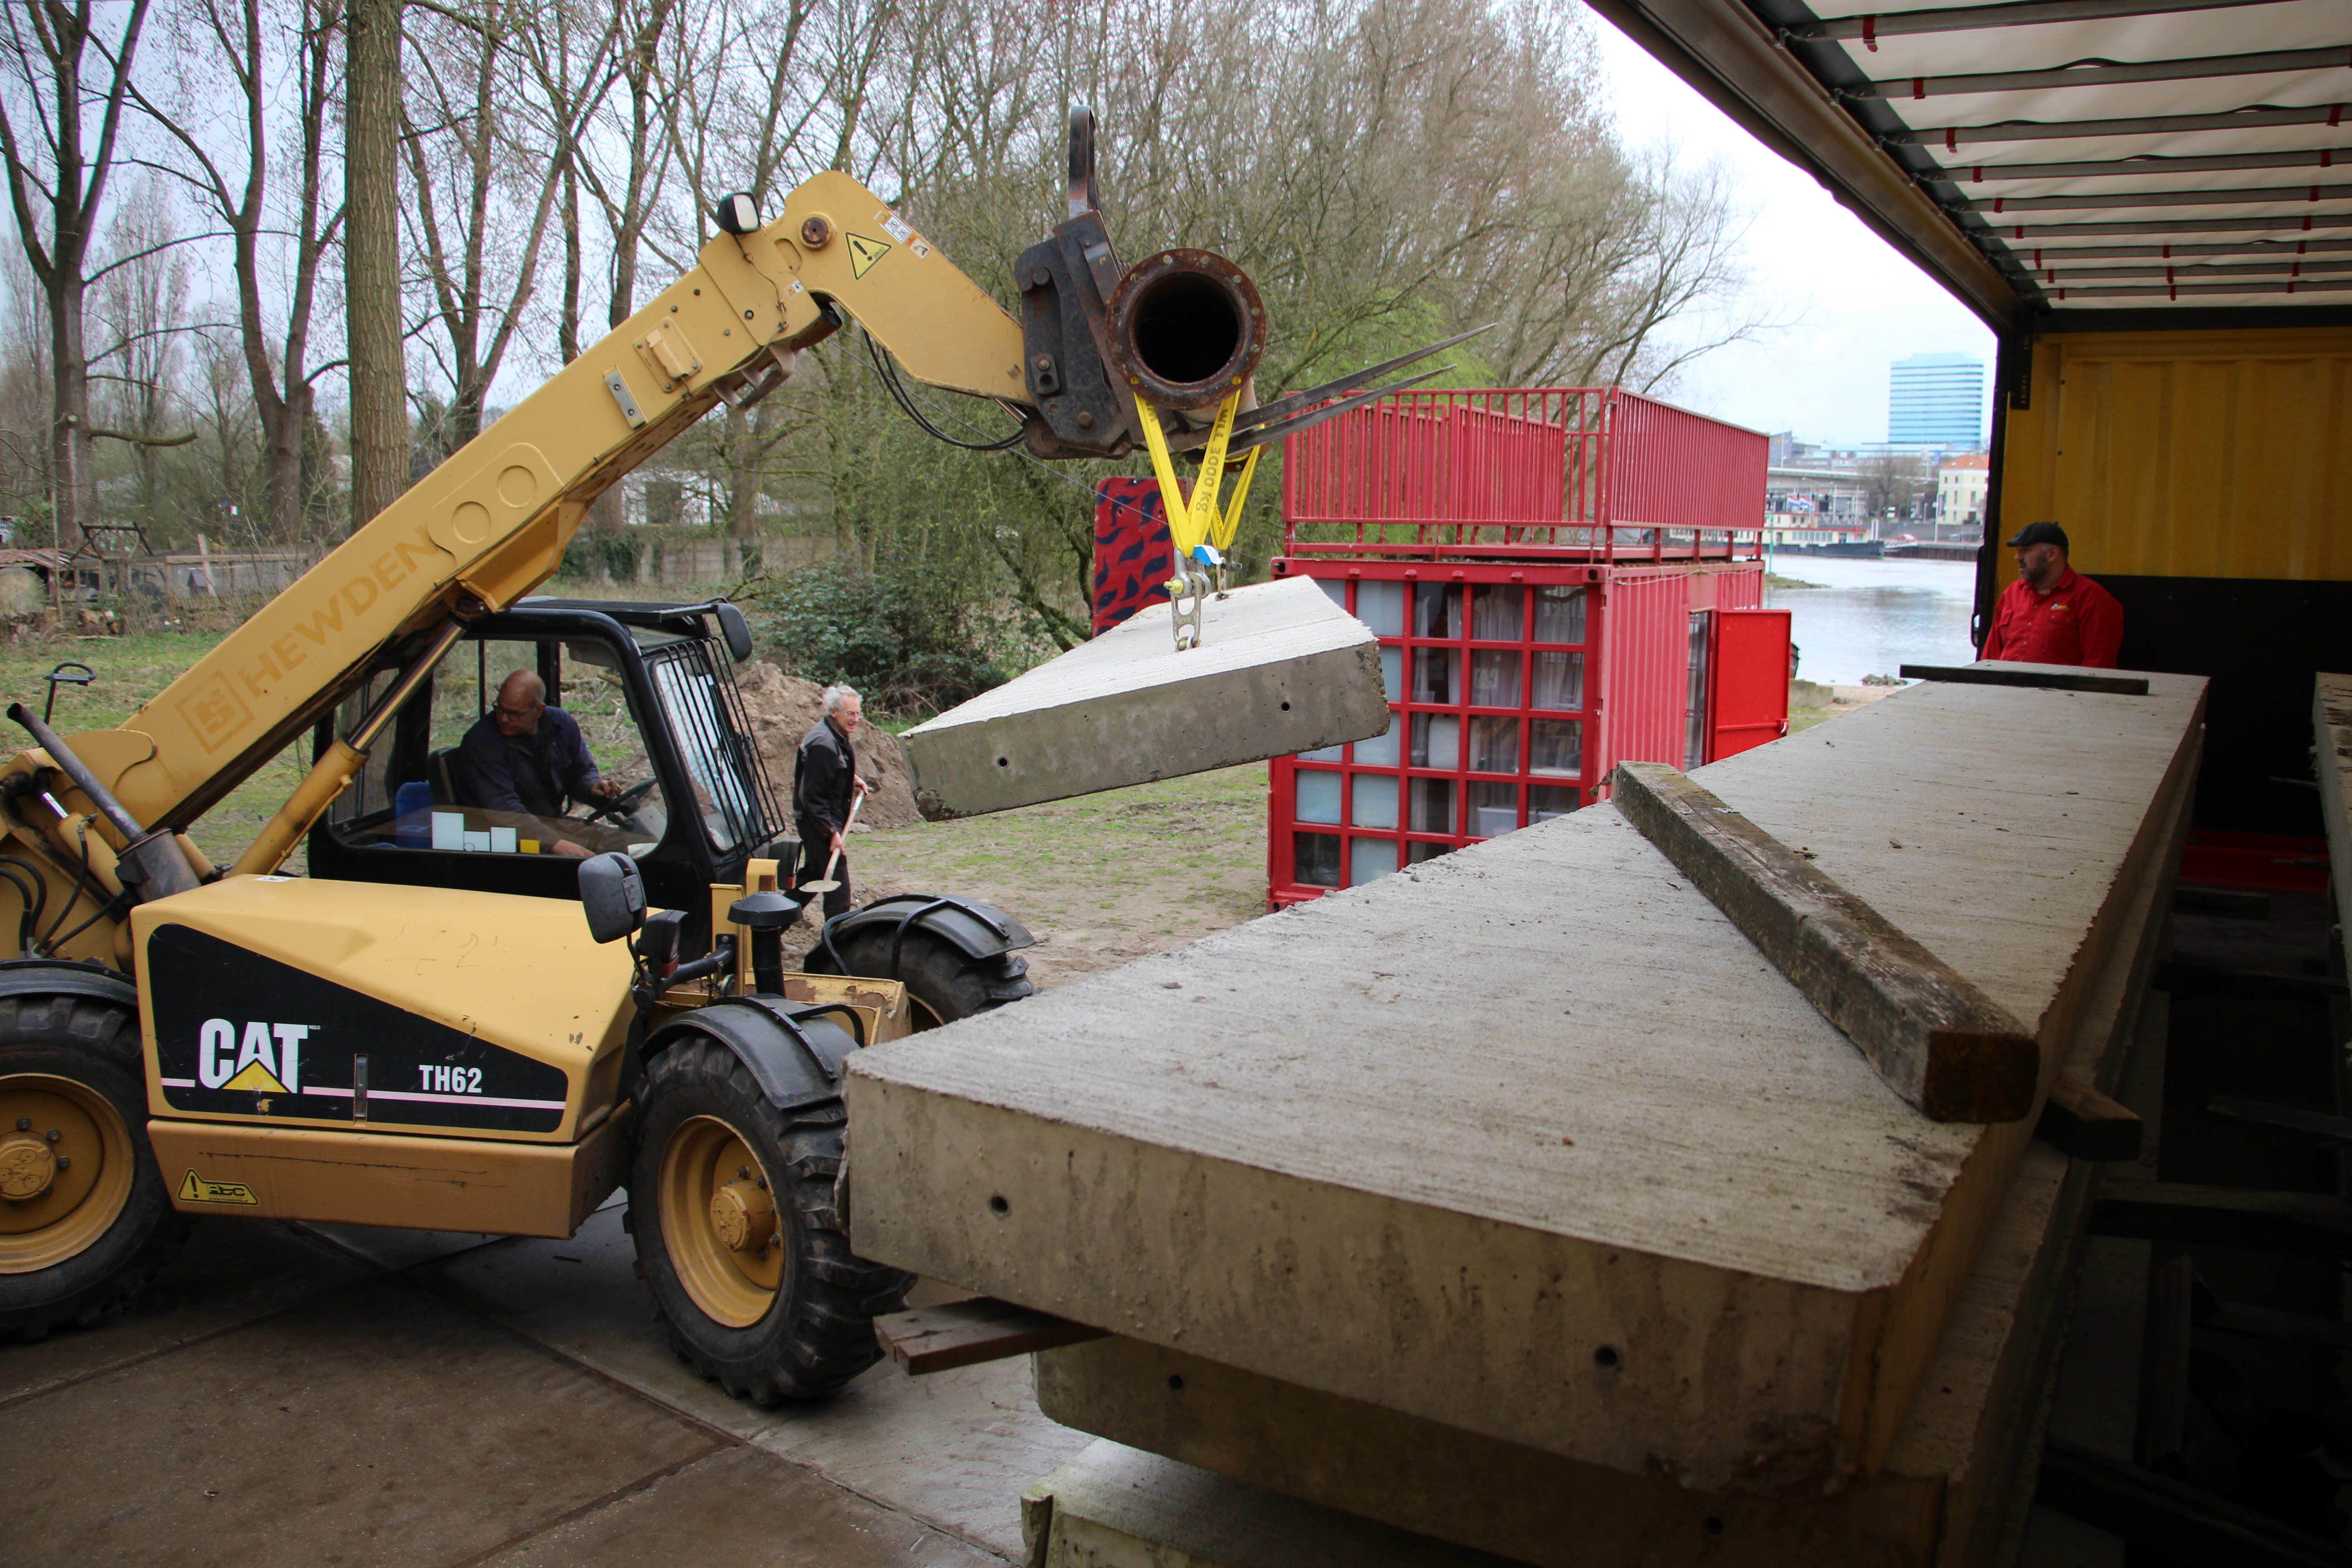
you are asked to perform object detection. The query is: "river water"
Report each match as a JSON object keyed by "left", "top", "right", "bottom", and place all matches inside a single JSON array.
[{"left": 1765, "top": 555, "right": 1979, "bottom": 687}]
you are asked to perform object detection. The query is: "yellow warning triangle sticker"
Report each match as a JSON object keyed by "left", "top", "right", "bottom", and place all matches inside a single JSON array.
[
  {"left": 845, "top": 233, "right": 891, "bottom": 279},
  {"left": 179, "top": 1170, "right": 258, "bottom": 1205},
  {"left": 222, "top": 1059, "right": 288, "bottom": 1094}
]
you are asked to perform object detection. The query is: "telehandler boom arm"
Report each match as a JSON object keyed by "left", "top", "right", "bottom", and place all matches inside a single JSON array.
[
  {"left": 72, "top": 172, "right": 1025, "bottom": 853},
  {"left": 0, "top": 109, "right": 1450, "bottom": 962}
]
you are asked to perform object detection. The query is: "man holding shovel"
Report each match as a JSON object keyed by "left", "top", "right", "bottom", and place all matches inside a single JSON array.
[{"left": 793, "top": 684, "right": 872, "bottom": 921}]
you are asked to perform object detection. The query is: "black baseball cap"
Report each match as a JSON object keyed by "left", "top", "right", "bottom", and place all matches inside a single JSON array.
[{"left": 2005, "top": 520, "right": 2068, "bottom": 551}]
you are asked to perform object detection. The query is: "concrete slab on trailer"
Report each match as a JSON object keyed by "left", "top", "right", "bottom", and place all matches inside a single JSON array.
[
  {"left": 1031, "top": 1147, "right": 2070, "bottom": 1567},
  {"left": 2318, "top": 673, "right": 2352, "bottom": 972},
  {"left": 899, "top": 576, "right": 1388, "bottom": 820},
  {"left": 846, "top": 672, "right": 2204, "bottom": 1493},
  {"left": 1022, "top": 843, "right": 2183, "bottom": 1568}
]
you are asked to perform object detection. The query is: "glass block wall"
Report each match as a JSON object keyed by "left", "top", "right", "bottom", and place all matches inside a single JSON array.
[{"left": 1269, "top": 563, "right": 1596, "bottom": 903}]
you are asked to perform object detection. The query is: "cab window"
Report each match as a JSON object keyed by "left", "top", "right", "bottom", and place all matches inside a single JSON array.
[{"left": 322, "top": 636, "right": 671, "bottom": 860}]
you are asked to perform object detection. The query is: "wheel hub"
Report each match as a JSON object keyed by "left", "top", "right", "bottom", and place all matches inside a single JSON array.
[
  {"left": 0, "top": 1073, "right": 131, "bottom": 1272},
  {"left": 710, "top": 1178, "right": 775, "bottom": 1254},
  {"left": 658, "top": 1116, "right": 784, "bottom": 1327},
  {"left": 0, "top": 1132, "right": 55, "bottom": 1200}
]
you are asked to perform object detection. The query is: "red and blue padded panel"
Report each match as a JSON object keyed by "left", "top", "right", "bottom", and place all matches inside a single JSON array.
[{"left": 1093, "top": 477, "right": 1175, "bottom": 634}]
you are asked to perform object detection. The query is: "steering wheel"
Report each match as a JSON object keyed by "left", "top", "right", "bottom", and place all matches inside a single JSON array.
[{"left": 580, "top": 777, "right": 659, "bottom": 825}]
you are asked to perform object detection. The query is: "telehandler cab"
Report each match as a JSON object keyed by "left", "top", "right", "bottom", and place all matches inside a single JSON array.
[
  {"left": 0, "top": 108, "right": 1444, "bottom": 1401},
  {"left": 301, "top": 595, "right": 1034, "bottom": 1028}
]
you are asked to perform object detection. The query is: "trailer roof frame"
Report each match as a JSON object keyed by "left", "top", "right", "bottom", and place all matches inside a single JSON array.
[{"left": 1581, "top": 0, "right": 2351, "bottom": 333}]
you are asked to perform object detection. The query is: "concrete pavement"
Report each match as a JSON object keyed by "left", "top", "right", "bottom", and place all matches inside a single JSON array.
[{"left": 0, "top": 1200, "right": 1095, "bottom": 1565}]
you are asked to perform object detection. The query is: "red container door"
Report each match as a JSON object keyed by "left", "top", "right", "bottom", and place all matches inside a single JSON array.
[{"left": 1707, "top": 608, "right": 1791, "bottom": 762}]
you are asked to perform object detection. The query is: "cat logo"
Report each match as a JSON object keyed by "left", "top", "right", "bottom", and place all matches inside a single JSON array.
[
  {"left": 197, "top": 1019, "right": 313, "bottom": 1094},
  {"left": 178, "top": 1170, "right": 258, "bottom": 1205},
  {"left": 845, "top": 233, "right": 891, "bottom": 279}
]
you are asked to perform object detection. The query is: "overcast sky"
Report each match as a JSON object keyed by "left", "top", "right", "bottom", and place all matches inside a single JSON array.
[{"left": 1590, "top": 19, "right": 1997, "bottom": 448}]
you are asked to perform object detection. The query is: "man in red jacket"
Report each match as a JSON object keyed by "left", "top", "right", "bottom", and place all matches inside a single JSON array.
[{"left": 1979, "top": 521, "right": 2124, "bottom": 668}]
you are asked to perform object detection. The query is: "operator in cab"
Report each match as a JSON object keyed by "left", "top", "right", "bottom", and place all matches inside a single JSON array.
[
  {"left": 794, "top": 684, "right": 872, "bottom": 920},
  {"left": 1979, "top": 521, "right": 2124, "bottom": 670},
  {"left": 456, "top": 670, "right": 627, "bottom": 858}
]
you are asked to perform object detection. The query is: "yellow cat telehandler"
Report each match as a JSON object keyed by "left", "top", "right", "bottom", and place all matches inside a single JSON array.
[{"left": 0, "top": 111, "right": 1434, "bottom": 1401}]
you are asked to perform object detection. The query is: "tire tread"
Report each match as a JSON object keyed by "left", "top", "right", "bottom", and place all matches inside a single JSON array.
[
  {"left": 627, "top": 1036, "right": 909, "bottom": 1403},
  {"left": 0, "top": 991, "right": 188, "bottom": 1339}
]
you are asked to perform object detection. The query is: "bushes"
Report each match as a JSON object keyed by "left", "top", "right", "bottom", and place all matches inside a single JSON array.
[
  {"left": 754, "top": 554, "right": 1013, "bottom": 715},
  {"left": 558, "top": 530, "right": 644, "bottom": 583}
]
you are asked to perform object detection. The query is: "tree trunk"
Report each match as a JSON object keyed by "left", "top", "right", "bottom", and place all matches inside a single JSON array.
[
  {"left": 263, "top": 383, "right": 307, "bottom": 545},
  {"left": 558, "top": 157, "right": 582, "bottom": 363},
  {"left": 345, "top": 0, "right": 406, "bottom": 530},
  {"left": 47, "top": 269, "right": 93, "bottom": 552},
  {"left": 726, "top": 405, "right": 758, "bottom": 539}
]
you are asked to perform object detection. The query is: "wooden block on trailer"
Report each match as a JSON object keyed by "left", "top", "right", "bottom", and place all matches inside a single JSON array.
[
  {"left": 847, "top": 672, "right": 2203, "bottom": 1492},
  {"left": 1612, "top": 759, "right": 2039, "bottom": 1122},
  {"left": 2037, "top": 1073, "right": 2143, "bottom": 1161},
  {"left": 898, "top": 576, "right": 1388, "bottom": 820},
  {"left": 872, "top": 1295, "right": 1104, "bottom": 1374},
  {"left": 1901, "top": 661, "right": 2152, "bottom": 697}
]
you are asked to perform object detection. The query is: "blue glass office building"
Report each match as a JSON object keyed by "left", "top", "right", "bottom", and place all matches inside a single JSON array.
[{"left": 1888, "top": 353, "right": 1984, "bottom": 448}]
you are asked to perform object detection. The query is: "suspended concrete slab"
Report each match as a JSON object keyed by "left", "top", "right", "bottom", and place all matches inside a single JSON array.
[
  {"left": 899, "top": 577, "right": 1388, "bottom": 820},
  {"left": 846, "top": 671, "right": 2204, "bottom": 1496}
]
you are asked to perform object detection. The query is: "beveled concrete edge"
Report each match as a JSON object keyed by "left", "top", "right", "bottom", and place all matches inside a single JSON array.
[{"left": 902, "top": 637, "right": 1388, "bottom": 818}]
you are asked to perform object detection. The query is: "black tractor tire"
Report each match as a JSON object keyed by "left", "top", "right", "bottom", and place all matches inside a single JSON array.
[
  {"left": 0, "top": 991, "right": 189, "bottom": 1341},
  {"left": 627, "top": 1035, "right": 910, "bottom": 1403},
  {"left": 808, "top": 926, "right": 1032, "bottom": 1031}
]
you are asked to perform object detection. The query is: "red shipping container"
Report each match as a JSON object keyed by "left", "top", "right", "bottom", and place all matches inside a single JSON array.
[{"left": 1264, "top": 387, "right": 1785, "bottom": 906}]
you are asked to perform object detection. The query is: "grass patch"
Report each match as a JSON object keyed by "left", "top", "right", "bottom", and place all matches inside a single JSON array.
[{"left": 0, "top": 628, "right": 311, "bottom": 872}]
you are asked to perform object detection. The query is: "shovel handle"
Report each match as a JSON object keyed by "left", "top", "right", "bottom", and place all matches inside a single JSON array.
[{"left": 809, "top": 787, "right": 865, "bottom": 889}]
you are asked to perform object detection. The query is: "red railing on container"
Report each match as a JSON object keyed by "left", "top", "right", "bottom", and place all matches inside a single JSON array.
[
  {"left": 1281, "top": 387, "right": 1766, "bottom": 563},
  {"left": 1602, "top": 392, "right": 1772, "bottom": 559}
]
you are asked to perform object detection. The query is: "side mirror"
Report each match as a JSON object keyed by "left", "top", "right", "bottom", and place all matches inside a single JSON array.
[
  {"left": 634, "top": 908, "right": 685, "bottom": 969},
  {"left": 713, "top": 601, "right": 754, "bottom": 663},
  {"left": 578, "top": 853, "right": 646, "bottom": 944}
]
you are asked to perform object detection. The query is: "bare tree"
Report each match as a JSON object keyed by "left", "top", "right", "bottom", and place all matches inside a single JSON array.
[
  {"left": 510, "top": 0, "right": 628, "bottom": 366},
  {"left": 0, "top": 0, "right": 155, "bottom": 549},
  {"left": 346, "top": 0, "right": 405, "bottom": 529},
  {"left": 589, "top": 0, "right": 674, "bottom": 330},
  {"left": 1531, "top": 155, "right": 1776, "bottom": 394},
  {"left": 0, "top": 246, "right": 54, "bottom": 519},
  {"left": 581, "top": 0, "right": 679, "bottom": 567},
  {"left": 658, "top": 0, "right": 826, "bottom": 540},
  {"left": 188, "top": 324, "right": 262, "bottom": 532},
  {"left": 136, "top": 0, "right": 344, "bottom": 545},
  {"left": 89, "top": 186, "right": 195, "bottom": 528},
  {"left": 1862, "top": 450, "right": 1927, "bottom": 536},
  {"left": 401, "top": 0, "right": 572, "bottom": 448}
]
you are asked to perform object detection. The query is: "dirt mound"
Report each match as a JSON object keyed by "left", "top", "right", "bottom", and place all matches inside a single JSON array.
[{"left": 733, "top": 661, "right": 921, "bottom": 831}]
